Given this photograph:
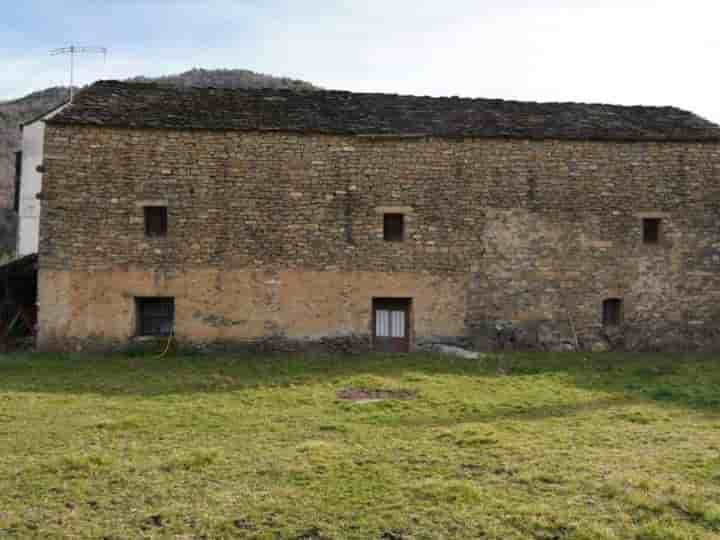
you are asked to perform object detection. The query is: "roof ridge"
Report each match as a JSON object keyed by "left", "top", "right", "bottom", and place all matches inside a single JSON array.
[{"left": 88, "top": 80, "right": 702, "bottom": 115}]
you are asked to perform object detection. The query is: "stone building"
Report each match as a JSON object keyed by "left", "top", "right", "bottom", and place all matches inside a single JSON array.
[{"left": 37, "top": 81, "right": 720, "bottom": 352}]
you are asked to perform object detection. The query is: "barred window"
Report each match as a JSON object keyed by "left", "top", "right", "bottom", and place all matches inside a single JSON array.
[{"left": 136, "top": 297, "right": 174, "bottom": 336}]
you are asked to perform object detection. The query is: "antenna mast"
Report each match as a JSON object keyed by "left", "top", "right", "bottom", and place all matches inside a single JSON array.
[{"left": 50, "top": 45, "right": 108, "bottom": 102}]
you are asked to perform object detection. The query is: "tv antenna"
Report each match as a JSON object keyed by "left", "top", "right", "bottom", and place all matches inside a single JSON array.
[{"left": 50, "top": 45, "right": 108, "bottom": 102}]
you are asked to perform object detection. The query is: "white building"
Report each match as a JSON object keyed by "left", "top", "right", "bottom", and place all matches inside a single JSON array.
[{"left": 16, "top": 103, "right": 68, "bottom": 257}]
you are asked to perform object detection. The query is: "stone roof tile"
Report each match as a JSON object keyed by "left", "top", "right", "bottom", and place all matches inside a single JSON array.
[{"left": 48, "top": 80, "right": 720, "bottom": 142}]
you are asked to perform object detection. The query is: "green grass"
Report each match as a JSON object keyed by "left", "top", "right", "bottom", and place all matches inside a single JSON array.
[{"left": 1, "top": 352, "right": 720, "bottom": 539}]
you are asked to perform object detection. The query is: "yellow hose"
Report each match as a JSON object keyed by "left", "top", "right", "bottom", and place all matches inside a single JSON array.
[
  {"left": 3, "top": 312, "right": 21, "bottom": 339},
  {"left": 155, "top": 330, "right": 174, "bottom": 359}
]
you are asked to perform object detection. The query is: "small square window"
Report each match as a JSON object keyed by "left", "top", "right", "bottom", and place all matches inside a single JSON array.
[
  {"left": 136, "top": 297, "right": 174, "bottom": 336},
  {"left": 642, "top": 218, "right": 661, "bottom": 244},
  {"left": 602, "top": 298, "right": 622, "bottom": 326},
  {"left": 144, "top": 206, "right": 168, "bottom": 237},
  {"left": 383, "top": 213, "right": 404, "bottom": 242}
]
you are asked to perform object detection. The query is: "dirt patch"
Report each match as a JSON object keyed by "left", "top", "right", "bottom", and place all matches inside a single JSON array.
[
  {"left": 140, "top": 515, "right": 165, "bottom": 530},
  {"left": 233, "top": 518, "right": 254, "bottom": 530},
  {"left": 337, "top": 388, "right": 418, "bottom": 401},
  {"left": 294, "top": 527, "right": 331, "bottom": 540}
]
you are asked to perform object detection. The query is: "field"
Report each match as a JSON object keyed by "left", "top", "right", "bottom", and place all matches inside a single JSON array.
[{"left": 1, "top": 352, "right": 720, "bottom": 539}]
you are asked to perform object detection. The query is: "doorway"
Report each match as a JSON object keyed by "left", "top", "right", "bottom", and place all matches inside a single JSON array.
[{"left": 372, "top": 298, "right": 411, "bottom": 353}]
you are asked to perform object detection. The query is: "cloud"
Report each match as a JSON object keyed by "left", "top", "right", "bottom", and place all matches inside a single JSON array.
[{"left": 2, "top": 0, "right": 719, "bottom": 122}]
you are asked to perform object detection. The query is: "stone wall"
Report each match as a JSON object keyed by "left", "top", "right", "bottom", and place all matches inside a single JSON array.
[
  {"left": 37, "top": 268, "right": 466, "bottom": 352},
  {"left": 38, "top": 126, "right": 720, "bottom": 352}
]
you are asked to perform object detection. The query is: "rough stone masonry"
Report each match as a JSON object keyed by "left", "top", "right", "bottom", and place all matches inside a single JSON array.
[{"left": 36, "top": 81, "right": 720, "bottom": 353}]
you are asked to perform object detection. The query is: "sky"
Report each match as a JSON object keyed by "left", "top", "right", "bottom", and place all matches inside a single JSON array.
[{"left": 2, "top": 0, "right": 720, "bottom": 123}]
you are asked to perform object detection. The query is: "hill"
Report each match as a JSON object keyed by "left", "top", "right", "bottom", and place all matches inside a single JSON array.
[
  {"left": 127, "top": 67, "right": 317, "bottom": 91},
  {"left": 0, "top": 86, "right": 69, "bottom": 208},
  {"left": 0, "top": 86, "right": 69, "bottom": 253}
]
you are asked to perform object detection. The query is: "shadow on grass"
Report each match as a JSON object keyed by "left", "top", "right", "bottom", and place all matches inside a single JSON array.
[{"left": 0, "top": 351, "right": 718, "bottom": 414}]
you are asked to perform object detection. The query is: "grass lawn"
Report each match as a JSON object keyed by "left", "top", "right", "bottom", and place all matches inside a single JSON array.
[{"left": 1, "top": 352, "right": 720, "bottom": 539}]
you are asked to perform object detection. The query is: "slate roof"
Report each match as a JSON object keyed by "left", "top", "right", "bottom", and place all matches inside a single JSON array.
[
  {"left": 48, "top": 80, "right": 720, "bottom": 142},
  {"left": 20, "top": 100, "right": 69, "bottom": 129}
]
